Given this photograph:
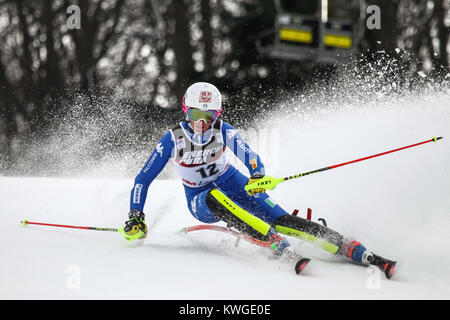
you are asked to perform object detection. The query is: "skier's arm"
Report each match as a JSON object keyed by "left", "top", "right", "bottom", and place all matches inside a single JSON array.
[
  {"left": 130, "top": 131, "right": 174, "bottom": 212},
  {"left": 222, "top": 122, "right": 265, "bottom": 176}
]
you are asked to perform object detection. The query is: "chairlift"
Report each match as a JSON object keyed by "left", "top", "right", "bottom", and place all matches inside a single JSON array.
[{"left": 256, "top": 0, "right": 365, "bottom": 65}]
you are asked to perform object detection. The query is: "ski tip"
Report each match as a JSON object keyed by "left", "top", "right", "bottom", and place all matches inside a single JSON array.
[
  {"left": 176, "top": 228, "right": 186, "bottom": 235},
  {"left": 433, "top": 136, "right": 443, "bottom": 142},
  {"left": 384, "top": 261, "right": 397, "bottom": 280},
  {"left": 21, "top": 219, "right": 28, "bottom": 226},
  {"left": 294, "top": 258, "right": 311, "bottom": 275}
]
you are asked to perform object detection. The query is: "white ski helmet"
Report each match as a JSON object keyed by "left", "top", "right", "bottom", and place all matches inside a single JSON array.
[{"left": 182, "top": 82, "right": 222, "bottom": 117}]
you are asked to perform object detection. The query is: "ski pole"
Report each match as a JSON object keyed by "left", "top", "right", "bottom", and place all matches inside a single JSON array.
[
  {"left": 20, "top": 219, "right": 144, "bottom": 241},
  {"left": 245, "top": 136, "right": 443, "bottom": 192}
]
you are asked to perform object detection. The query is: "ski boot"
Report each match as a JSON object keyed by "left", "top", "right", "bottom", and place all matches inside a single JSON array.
[
  {"left": 268, "top": 229, "right": 311, "bottom": 274},
  {"left": 343, "top": 239, "right": 397, "bottom": 279}
]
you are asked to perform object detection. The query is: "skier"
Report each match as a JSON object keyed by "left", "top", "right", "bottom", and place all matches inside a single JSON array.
[{"left": 122, "top": 82, "right": 396, "bottom": 278}]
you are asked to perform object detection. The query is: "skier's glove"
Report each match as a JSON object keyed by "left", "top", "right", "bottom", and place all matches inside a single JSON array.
[
  {"left": 121, "top": 209, "right": 147, "bottom": 241},
  {"left": 246, "top": 173, "right": 266, "bottom": 196}
]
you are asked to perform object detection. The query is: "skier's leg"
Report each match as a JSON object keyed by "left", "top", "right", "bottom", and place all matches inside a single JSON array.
[
  {"left": 273, "top": 214, "right": 396, "bottom": 278},
  {"left": 185, "top": 186, "right": 221, "bottom": 223},
  {"left": 219, "top": 171, "right": 396, "bottom": 277},
  {"left": 219, "top": 171, "right": 344, "bottom": 253},
  {"left": 205, "top": 189, "right": 269, "bottom": 240},
  {"left": 204, "top": 188, "right": 292, "bottom": 256},
  {"left": 185, "top": 185, "right": 279, "bottom": 245},
  {"left": 273, "top": 214, "right": 343, "bottom": 255}
]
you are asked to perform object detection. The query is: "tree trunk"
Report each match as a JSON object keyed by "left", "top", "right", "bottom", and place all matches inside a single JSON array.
[
  {"left": 364, "top": 0, "right": 400, "bottom": 56},
  {"left": 435, "top": 0, "right": 449, "bottom": 70},
  {"left": 201, "top": 0, "right": 214, "bottom": 79},
  {"left": 167, "top": 0, "right": 195, "bottom": 105}
]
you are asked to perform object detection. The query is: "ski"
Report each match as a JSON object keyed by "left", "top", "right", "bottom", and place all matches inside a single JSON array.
[
  {"left": 178, "top": 224, "right": 310, "bottom": 274},
  {"left": 368, "top": 254, "right": 397, "bottom": 279},
  {"left": 178, "top": 224, "right": 273, "bottom": 249},
  {"left": 295, "top": 258, "right": 311, "bottom": 274}
]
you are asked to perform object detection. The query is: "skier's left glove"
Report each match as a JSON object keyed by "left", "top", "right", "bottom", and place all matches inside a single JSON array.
[
  {"left": 120, "top": 209, "right": 148, "bottom": 241},
  {"left": 246, "top": 173, "right": 266, "bottom": 196}
]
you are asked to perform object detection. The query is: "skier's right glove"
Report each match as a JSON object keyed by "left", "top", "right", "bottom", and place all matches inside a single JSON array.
[
  {"left": 120, "top": 209, "right": 148, "bottom": 241},
  {"left": 246, "top": 173, "right": 266, "bottom": 196}
]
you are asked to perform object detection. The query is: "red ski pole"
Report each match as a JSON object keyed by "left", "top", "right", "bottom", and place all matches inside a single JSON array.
[
  {"left": 284, "top": 136, "right": 444, "bottom": 180},
  {"left": 20, "top": 219, "right": 144, "bottom": 241},
  {"left": 245, "top": 136, "right": 443, "bottom": 192},
  {"left": 21, "top": 219, "right": 119, "bottom": 232}
]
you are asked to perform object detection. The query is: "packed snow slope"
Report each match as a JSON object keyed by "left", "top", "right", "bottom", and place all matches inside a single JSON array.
[{"left": 1, "top": 90, "right": 450, "bottom": 300}]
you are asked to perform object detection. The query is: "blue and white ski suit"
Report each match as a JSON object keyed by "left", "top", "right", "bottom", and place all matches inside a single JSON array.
[{"left": 130, "top": 120, "right": 289, "bottom": 224}]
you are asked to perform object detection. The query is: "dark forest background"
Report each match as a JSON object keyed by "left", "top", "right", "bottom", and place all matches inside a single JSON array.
[{"left": 0, "top": 0, "right": 449, "bottom": 176}]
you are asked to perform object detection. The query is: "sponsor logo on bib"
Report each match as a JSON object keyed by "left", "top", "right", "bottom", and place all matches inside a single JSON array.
[{"left": 180, "top": 146, "right": 223, "bottom": 165}]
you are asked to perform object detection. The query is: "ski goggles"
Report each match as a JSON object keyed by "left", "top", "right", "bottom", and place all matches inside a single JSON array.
[{"left": 186, "top": 108, "right": 219, "bottom": 122}]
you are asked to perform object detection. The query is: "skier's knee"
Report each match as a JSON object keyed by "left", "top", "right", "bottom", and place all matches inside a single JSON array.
[
  {"left": 206, "top": 189, "right": 237, "bottom": 223},
  {"left": 205, "top": 189, "right": 268, "bottom": 241},
  {"left": 205, "top": 189, "right": 226, "bottom": 216}
]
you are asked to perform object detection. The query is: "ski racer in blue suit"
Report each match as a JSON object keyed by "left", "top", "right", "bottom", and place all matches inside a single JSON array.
[{"left": 122, "top": 82, "right": 397, "bottom": 278}]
